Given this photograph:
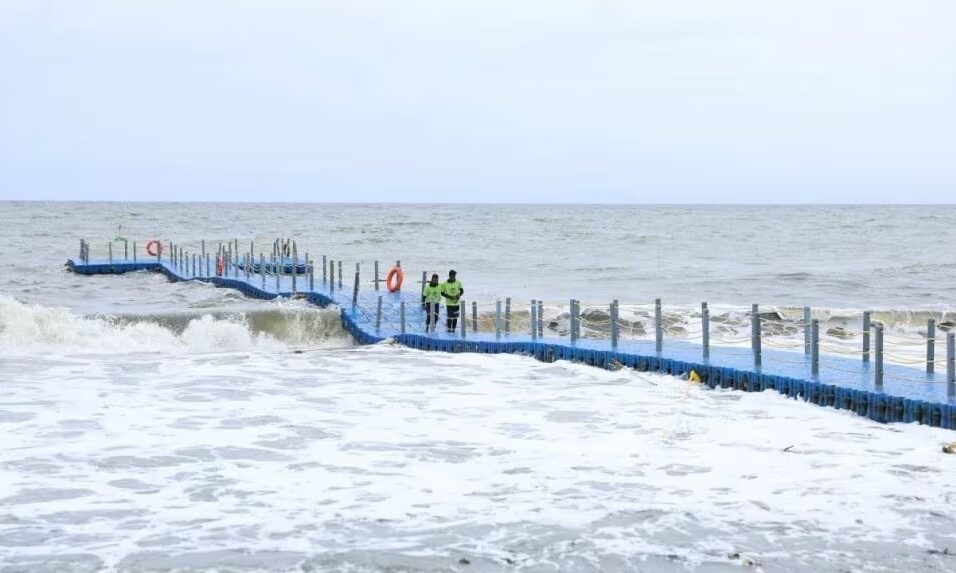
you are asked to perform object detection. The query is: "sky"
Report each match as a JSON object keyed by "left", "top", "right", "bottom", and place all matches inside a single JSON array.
[{"left": 1, "top": 1, "right": 954, "bottom": 203}]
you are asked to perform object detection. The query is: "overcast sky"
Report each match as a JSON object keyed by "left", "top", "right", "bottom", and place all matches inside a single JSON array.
[{"left": 1, "top": 1, "right": 953, "bottom": 203}]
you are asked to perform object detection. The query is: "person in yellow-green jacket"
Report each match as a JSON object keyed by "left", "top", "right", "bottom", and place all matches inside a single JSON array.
[
  {"left": 441, "top": 270, "right": 464, "bottom": 333},
  {"left": 421, "top": 274, "right": 442, "bottom": 333}
]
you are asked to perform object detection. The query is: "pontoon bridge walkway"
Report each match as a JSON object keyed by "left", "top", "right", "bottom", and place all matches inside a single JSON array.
[{"left": 67, "top": 252, "right": 956, "bottom": 431}]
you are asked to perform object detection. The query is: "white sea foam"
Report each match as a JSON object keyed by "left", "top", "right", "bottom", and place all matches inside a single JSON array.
[
  {"left": 1, "top": 345, "right": 955, "bottom": 571},
  {"left": 0, "top": 295, "right": 349, "bottom": 355}
]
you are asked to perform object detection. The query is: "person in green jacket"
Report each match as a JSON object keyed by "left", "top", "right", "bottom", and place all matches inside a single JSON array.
[
  {"left": 421, "top": 274, "right": 442, "bottom": 333},
  {"left": 441, "top": 270, "right": 464, "bottom": 333}
]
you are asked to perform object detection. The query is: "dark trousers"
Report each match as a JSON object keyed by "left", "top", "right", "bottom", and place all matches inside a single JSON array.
[
  {"left": 446, "top": 305, "right": 460, "bottom": 333},
  {"left": 424, "top": 302, "right": 440, "bottom": 332}
]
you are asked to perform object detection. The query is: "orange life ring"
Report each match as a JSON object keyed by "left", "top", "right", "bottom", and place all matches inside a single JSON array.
[
  {"left": 386, "top": 266, "right": 404, "bottom": 292},
  {"left": 216, "top": 256, "right": 224, "bottom": 277},
  {"left": 146, "top": 240, "right": 162, "bottom": 257}
]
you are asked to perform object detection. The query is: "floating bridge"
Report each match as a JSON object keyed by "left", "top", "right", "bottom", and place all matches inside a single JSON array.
[{"left": 68, "top": 239, "right": 956, "bottom": 431}]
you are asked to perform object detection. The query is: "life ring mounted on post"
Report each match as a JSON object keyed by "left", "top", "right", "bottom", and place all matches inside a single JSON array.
[
  {"left": 386, "top": 266, "right": 404, "bottom": 292},
  {"left": 146, "top": 240, "right": 163, "bottom": 257}
]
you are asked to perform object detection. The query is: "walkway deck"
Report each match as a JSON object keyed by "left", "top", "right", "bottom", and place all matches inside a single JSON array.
[{"left": 67, "top": 257, "right": 956, "bottom": 430}]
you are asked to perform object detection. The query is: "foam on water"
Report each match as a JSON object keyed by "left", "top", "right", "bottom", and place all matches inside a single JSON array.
[
  {"left": 2, "top": 345, "right": 956, "bottom": 571},
  {"left": 0, "top": 295, "right": 350, "bottom": 355}
]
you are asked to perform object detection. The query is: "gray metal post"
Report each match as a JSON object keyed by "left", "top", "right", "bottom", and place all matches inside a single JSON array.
[
  {"left": 472, "top": 301, "right": 478, "bottom": 333},
  {"left": 505, "top": 297, "right": 511, "bottom": 336},
  {"left": 947, "top": 332, "right": 955, "bottom": 399},
  {"left": 275, "top": 253, "right": 280, "bottom": 293},
  {"left": 374, "top": 261, "right": 380, "bottom": 291},
  {"left": 201, "top": 239, "right": 205, "bottom": 258},
  {"left": 108, "top": 241, "right": 113, "bottom": 265},
  {"left": 495, "top": 299, "right": 502, "bottom": 340},
  {"left": 654, "top": 298, "right": 662, "bottom": 353},
  {"left": 803, "top": 306, "right": 811, "bottom": 355},
  {"left": 862, "top": 310, "right": 871, "bottom": 363},
  {"left": 124, "top": 240, "right": 128, "bottom": 260},
  {"left": 570, "top": 299, "right": 579, "bottom": 345},
  {"left": 537, "top": 300, "right": 544, "bottom": 337},
  {"left": 352, "top": 272, "right": 360, "bottom": 311},
  {"left": 329, "top": 260, "right": 335, "bottom": 294},
  {"left": 400, "top": 301, "right": 406, "bottom": 334},
  {"left": 610, "top": 300, "right": 619, "bottom": 350},
  {"left": 460, "top": 299, "right": 467, "bottom": 339},
  {"left": 291, "top": 243, "right": 298, "bottom": 294},
  {"left": 927, "top": 319, "right": 936, "bottom": 374},
  {"left": 307, "top": 253, "right": 313, "bottom": 291},
  {"left": 132, "top": 241, "right": 137, "bottom": 263},
  {"left": 338, "top": 260, "right": 343, "bottom": 289},
  {"left": 752, "top": 303, "right": 762, "bottom": 369},
  {"left": 811, "top": 319, "right": 820, "bottom": 376},
  {"left": 193, "top": 254, "right": 197, "bottom": 277},
  {"left": 206, "top": 253, "right": 211, "bottom": 277},
  {"left": 702, "top": 302, "right": 710, "bottom": 359},
  {"left": 322, "top": 255, "right": 328, "bottom": 285},
  {"left": 376, "top": 296, "right": 383, "bottom": 333},
  {"left": 875, "top": 324, "right": 884, "bottom": 391},
  {"left": 531, "top": 300, "right": 538, "bottom": 342},
  {"left": 260, "top": 254, "right": 265, "bottom": 289}
]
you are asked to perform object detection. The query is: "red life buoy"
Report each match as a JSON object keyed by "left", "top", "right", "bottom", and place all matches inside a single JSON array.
[
  {"left": 386, "top": 266, "right": 404, "bottom": 292},
  {"left": 216, "top": 256, "right": 224, "bottom": 277},
  {"left": 146, "top": 240, "right": 163, "bottom": 257}
]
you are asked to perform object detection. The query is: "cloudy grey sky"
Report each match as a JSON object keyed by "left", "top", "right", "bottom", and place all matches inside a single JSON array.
[{"left": 1, "top": 1, "right": 953, "bottom": 203}]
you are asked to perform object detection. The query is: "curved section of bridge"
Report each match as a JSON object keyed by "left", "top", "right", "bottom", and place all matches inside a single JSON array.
[{"left": 67, "top": 251, "right": 956, "bottom": 431}]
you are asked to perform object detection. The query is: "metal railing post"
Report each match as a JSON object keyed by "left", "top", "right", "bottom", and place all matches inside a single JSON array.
[
  {"left": 875, "top": 324, "right": 884, "bottom": 391},
  {"left": 654, "top": 298, "right": 662, "bottom": 353},
  {"left": 322, "top": 255, "right": 328, "bottom": 285},
  {"left": 803, "top": 306, "right": 812, "bottom": 355},
  {"left": 260, "top": 254, "right": 265, "bottom": 289},
  {"left": 570, "top": 299, "right": 579, "bottom": 345},
  {"left": 460, "top": 300, "right": 467, "bottom": 339},
  {"left": 610, "top": 300, "right": 619, "bottom": 350},
  {"left": 329, "top": 259, "right": 335, "bottom": 294},
  {"left": 352, "top": 271, "right": 360, "bottom": 311},
  {"left": 537, "top": 300, "right": 544, "bottom": 338},
  {"left": 338, "top": 260, "right": 343, "bottom": 289},
  {"left": 927, "top": 319, "right": 936, "bottom": 374},
  {"left": 862, "top": 310, "right": 871, "bottom": 363},
  {"left": 132, "top": 241, "right": 137, "bottom": 263},
  {"left": 752, "top": 303, "right": 762, "bottom": 369},
  {"left": 811, "top": 319, "right": 820, "bottom": 376},
  {"left": 290, "top": 245, "right": 297, "bottom": 293},
  {"left": 307, "top": 253, "right": 313, "bottom": 291},
  {"left": 374, "top": 261, "right": 380, "bottom": 291},
  {"left": 504, "top": 297, "right": 511, "bottom": 336},
  {"left": 376, "top": 296, "right": 383, "bottom": 334},
  {"left": 472, "top": 301, "right": 478, "bottom": 333},
  {"left": 947, "top": 332, "right": 955, "bottom": 400},
  {"left": 108, "top": 241, "right": 113, "bottom": 265},
  {"left": 193, "top": 254, "right": 198, "bottom": 277},
  {"left": 531, "top": 300, "right": 538, "bottom": 342},
  {"left": 275, "top": 253, "right": 280, "bottom": 293},
  {"left": 702, "top": 301, "right": 710, "bottom": 359},
  {"left": 495, "top": 299, "right": 502, "bottom": 340}
]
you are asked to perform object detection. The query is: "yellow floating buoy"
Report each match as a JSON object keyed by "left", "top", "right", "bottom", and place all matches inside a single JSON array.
[{"left": 688, "top": 370, "right": 701, "bottom": 383}]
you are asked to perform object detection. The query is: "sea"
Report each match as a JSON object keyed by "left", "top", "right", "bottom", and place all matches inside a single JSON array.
[{"left": 1, "top": 201, "right": 956, "bottom": 572}]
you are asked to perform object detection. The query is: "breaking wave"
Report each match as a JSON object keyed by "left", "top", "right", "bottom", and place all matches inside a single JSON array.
[{"left": 0, "top": 295, "right": 350, "bottom": 355}]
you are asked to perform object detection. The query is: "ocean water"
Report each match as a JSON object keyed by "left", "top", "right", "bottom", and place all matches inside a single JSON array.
[{"left": 2, "top": 201, "right": 956, "bottom": 572}]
